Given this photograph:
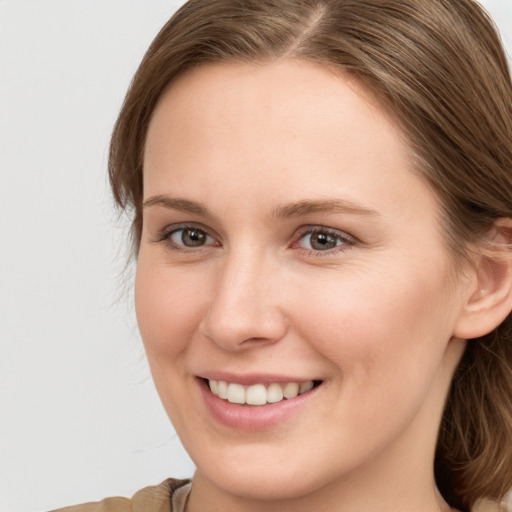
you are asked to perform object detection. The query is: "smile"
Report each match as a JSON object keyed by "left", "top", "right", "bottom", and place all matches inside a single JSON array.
[{"left": 208, "top": 379, "right": 318, "bottom": 406}]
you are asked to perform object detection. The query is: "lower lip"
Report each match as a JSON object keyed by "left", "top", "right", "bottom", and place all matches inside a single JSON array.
[{"left": 198, "top": 379, "right": 319, "bottom": 431}]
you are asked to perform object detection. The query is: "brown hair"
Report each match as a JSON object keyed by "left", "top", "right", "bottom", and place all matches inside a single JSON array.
[{"left": 109, "top": 1, "right": 512, "bottom": 509}]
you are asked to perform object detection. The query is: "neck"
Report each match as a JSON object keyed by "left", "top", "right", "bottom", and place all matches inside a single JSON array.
[
  {"left": 187, "top": 443, "right": 455, "bottom": 512},
  {"left": 188, "top": 473, "right": 455, "bottom": 512}
]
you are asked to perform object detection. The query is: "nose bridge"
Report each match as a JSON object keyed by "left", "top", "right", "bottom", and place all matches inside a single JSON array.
[{"left": 200, "top": 243, "right": 287, "bottom": 349}]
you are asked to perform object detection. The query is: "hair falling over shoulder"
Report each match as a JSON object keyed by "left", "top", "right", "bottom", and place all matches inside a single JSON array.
[{"left": 108, "top": 1, "right": 512, "bottom": 509}]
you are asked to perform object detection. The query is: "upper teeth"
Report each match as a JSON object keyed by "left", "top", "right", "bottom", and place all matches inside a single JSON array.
[{"left": 208, "top": 379, "right": 315, "bottom": 405}]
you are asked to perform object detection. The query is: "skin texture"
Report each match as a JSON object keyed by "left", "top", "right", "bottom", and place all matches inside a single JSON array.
[{"left": 136, "top": 60, "right": 473, "bottom": 512}]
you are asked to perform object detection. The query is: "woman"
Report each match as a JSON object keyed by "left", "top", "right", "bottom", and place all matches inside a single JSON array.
[{"left": 57, "top": 0, "right": 512, "bottom": 511}]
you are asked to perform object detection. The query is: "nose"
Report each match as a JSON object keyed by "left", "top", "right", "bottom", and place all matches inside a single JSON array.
[{"left": 199, "top": 249, "right": 288, "bottom": 351}]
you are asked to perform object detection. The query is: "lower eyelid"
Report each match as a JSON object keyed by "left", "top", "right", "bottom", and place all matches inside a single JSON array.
[
  {"left": 151, "top": 224, "right": 216, "bottom": 247},
  {"left": 296, "top": 229, "right": 355, "bottom": 247},
  {"left": 153, "top": 224, "right": 355, "bottom": 254},
  {"left": 171, "top": 228, "right": 215, "bottom": 246}
]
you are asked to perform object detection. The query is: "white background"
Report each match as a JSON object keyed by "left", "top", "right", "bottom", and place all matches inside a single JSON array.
[{"left": 1, "top": 1, "right": 511, "bottom": 511}]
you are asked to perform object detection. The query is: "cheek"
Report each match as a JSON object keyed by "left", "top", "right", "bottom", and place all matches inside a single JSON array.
[
  {"left": 286, "top": 266, "right": 459, "bottom": 450},
  {"left": 290, "top": 262, "right": 456, "bottom": 385},
  {"left": 134, "top": 261, "right": 207, "bottom": 358}
]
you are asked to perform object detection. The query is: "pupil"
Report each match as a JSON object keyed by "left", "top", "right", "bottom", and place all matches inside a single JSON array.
[
  {"left": 311, "top": 232, "right": 336, "bottom": 250},
  {"left": 182, "top": 229, "right": 206, "bottom": 247}
]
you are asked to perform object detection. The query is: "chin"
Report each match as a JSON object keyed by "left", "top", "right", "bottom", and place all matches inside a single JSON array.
[
  {"left": 196, "top": 457, "right": 332, "bottom": 502},
  {"left": 184, "top": 433, "right": 352, "bottom": 504}
]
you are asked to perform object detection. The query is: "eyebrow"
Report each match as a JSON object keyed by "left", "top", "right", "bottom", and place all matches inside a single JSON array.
[
  {"left": 271, "top": 199, "right": 379, "bottom": 220},
  {"left": 143, "top": 195, "right": 214, "bottom": 218},
  {"left": 143, "top": 195, "right": 379, "bottom": 220}
]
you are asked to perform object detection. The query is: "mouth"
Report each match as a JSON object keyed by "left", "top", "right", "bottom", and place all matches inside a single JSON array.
[{"left": 205, "top": 378, "right": 322, "bottom": 406}]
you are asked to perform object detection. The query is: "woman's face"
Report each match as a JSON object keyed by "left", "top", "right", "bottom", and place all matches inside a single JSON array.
[{"left": 137, "top": 60, "right": 469, "bottom": 506}]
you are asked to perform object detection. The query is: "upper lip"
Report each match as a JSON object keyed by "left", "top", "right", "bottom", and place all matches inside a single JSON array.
[{"left": 198, "top": 372, "right": 320, "bottom": 386}]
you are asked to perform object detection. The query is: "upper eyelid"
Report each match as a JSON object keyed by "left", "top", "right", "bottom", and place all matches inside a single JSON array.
[
  {"left": 161, "top": 222, "right": 218, "bottom": 238},
  {"left": 152, "top": 222, "right": 221, "bottom": 249},
  {"left": 294, "top": 225, "right": 356, "bottom": 241},
  {"left": 153, "top": 221, "right": 356, "bottom": 248},
  {"left": 293, "top": 226, "right": 358, "bottom": 253}
]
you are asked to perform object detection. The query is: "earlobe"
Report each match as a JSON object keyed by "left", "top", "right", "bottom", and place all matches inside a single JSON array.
[{"left": 453, "top": 219, "right": 512, "bottom": 340}]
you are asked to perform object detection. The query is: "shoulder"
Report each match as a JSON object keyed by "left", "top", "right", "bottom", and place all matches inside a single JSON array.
[{"left": 50, "top": 478, "right": 190, "bottom": 512}]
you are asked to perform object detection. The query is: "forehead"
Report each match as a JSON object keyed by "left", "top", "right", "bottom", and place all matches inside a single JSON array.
[
  {"left": 147, "top": 60, "right": 405, "bottom": 146},
  {"left": 143, "top": 60, "right": 437, "bottom": 229}
]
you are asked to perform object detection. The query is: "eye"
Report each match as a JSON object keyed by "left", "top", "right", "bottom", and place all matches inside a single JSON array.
[
  {"left": 162, "top": 225, "right": 218, "bottom": 249},
  {"left": 296, "top": 227, "right": 355, "bottom": 252},
  {"left": 171, "top": 227, "right": 209, "bottom": 247}
]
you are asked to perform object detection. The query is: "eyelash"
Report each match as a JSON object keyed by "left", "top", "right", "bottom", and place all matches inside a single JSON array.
[
  {"left": 155, "top": 223, "right": 218, "bottom": 253},
  {"left": 154, "top": 223, "right": 356, "bottom": 256},
  {"left": 293, "top": 227, "right": 356, "bottom": 256}
]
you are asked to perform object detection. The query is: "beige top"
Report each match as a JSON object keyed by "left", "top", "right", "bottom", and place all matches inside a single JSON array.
[
  {"left": 50, "top": 478, "right": 190, "bottom": 512},
  {"left": 50, "top": 478, "right": 508, "bottom": 512}
]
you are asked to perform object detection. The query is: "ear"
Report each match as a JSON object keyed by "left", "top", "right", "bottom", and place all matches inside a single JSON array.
[{"left": 453, "top": 218, "right": 512, "bottom": 340}]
